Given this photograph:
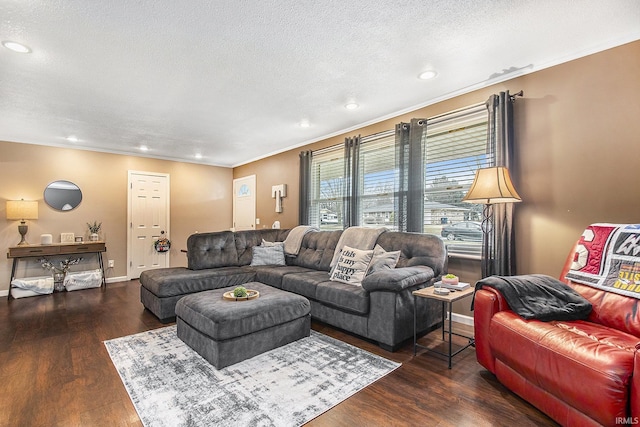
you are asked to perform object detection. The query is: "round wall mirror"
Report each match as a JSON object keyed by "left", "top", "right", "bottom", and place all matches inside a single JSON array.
[{"left": 44, "top": 180, "right": 83, "bottom": 211}]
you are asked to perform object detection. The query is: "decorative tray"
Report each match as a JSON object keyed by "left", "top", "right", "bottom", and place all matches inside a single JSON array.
[{"left": 223, "top": 290, "right": 260, "bottom": 301}]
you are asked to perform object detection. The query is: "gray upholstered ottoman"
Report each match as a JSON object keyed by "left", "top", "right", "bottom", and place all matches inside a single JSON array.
[{"left": 175, "top": 282, "right": 311, "bottom": 369}]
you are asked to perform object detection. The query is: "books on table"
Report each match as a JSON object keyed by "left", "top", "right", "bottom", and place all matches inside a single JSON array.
[{"left": 434, "top": 281, "right": 470, "bottom": 291}]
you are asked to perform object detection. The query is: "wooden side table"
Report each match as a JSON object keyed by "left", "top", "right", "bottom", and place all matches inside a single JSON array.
[{"left": 413, "top": 285, "right": 475, "bottom": 368}]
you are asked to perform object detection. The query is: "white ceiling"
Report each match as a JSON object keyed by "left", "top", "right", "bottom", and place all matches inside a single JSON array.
[{"left": 1, "top": 1, "right": 639, "bottom": 167}]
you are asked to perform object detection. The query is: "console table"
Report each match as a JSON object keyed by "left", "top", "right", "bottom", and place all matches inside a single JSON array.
[{"left": 7, "top": 242, "right": 107, "bottom": 297}]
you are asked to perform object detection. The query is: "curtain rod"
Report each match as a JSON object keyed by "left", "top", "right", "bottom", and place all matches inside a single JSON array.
[
  {"left": 424, "top": 102, "right": 485, "bottom": 123},
  {"left": 510, "top": 90, "right": 524, "bottom": 101},
  {"left": 310, "top": 90, "right": 524, "bottom": 155},
  {"left": 425, "top": 102, "right": 486, "bottom": 127},
  {"left": 427, "top": 89, "right": 524, "bottom": 124}
]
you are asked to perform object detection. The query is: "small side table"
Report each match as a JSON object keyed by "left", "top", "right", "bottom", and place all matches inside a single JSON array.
[{"left": 413, "top": 285, "right": 475, "bottom": 368}]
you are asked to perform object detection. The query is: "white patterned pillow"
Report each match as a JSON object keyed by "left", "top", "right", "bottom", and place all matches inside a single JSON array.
[
  {"left": 329, "top": 245, "right": 374, "bottom": 285},
  {"left": 250, "top": 245, "right": 286, "bottom": 266},
  {"left": 367, "top": 244, "right": 400, "bottom": 275}
]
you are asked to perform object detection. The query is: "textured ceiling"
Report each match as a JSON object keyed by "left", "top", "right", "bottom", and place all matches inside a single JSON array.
[{"left": 1, "top": 1, "right": 639, "bottom": 167}]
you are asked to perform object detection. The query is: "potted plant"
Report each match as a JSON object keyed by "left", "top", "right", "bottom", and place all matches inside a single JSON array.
[
  {"left": 442, "top": 273, "right": 459, "bottom": 285},
  {"left": 233, "top": 286, "right": 248, "bottom": 298},
  {"left": 87, "top": 221, "right": 102, "bottom": 241}
]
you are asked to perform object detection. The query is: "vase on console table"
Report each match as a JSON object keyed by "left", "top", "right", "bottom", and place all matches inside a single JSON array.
[
  {"left": 53, "top": 272, "right": 65, "bottom": 292},
  {"left": 87, "top": 221, "right": 102, "bottom": 242}
]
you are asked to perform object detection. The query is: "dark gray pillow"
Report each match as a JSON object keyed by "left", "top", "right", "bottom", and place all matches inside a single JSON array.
[
  {"left": 250, "top": 245, "right": 286, "bottom": 266},
  {"left": 367, "top": 244, "right": 400, "bottom": 275}
]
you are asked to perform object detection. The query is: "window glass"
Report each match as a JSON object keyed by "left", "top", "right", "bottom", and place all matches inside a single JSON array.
[
  {"left": 310, "top": 146, "right": 345, "bottom": 230},
  {"left": 424, "top": 106, "right": 489, "bottom": 257},
  {"left": 304, "top": 103, "right": 491, "bottom": 257},
  {"left": 358, "top": 131, "right": 397, "bottom": 230}
]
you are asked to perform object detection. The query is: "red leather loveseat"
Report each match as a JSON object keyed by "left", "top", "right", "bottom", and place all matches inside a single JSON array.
[{"left": 474, "top": 239, "right": 640, "bottom": 426}]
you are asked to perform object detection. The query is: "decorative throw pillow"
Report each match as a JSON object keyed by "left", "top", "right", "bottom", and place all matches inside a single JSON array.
[
  {"left": 250, "top": 245, "right": 286, "bottom": 266},
  {"left": 329, "top": 245, "right": 374, "bottom": 285},
  {"left": 367, "top": 244, "right": 401, "bottom": 275},
  {"left": 261, "top": 239, "right": 284, "bottom": 248}
]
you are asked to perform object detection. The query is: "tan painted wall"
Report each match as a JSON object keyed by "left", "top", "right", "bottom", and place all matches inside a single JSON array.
[
  {"left": 1, "top": 141, "right": 232, "bottom": 292},
  {"left": 514, "top": 41, "right": 640, "bottom": 275},
  {"left": 234, "top": 41, "right": 640, "bottom": 317},
  {"left": 233, "top": 149, "right": 301, "bottom": 230}
]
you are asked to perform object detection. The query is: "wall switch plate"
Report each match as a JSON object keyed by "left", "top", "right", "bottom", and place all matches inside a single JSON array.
[{"left": 108, "top": 260, "right": 115, "bottom": 268}]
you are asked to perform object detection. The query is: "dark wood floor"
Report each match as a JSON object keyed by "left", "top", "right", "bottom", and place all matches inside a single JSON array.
[{"left": 0, "top": 281, "right": 558, "bottom": 427}]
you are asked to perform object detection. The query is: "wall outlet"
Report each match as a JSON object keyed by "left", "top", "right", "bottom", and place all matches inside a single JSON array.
[
  {"left": 256, "top": 218, "right": 260, "bottom": 225},
  {"left": 108, "top": 259, "right": 115, "bottom": 268}
]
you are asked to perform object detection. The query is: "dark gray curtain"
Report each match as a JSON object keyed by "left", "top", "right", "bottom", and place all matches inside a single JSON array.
[
  {"left": 343, "top": 136, "right": 361, "bottom": 228},
  {"left": 395, "top": 119, "right": 426, "bottom": 232},
  {"left": 395, "top": 123, "right": 408, "bottom": 231},
  {"left": 484, "top": 91, "right": 519, "bottom": 277},
  {"left": 298, "top": 150, "right": 312, "bottom": 225}
]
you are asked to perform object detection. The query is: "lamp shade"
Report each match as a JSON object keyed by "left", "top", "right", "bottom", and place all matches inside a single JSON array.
[
  {"left": 462, "top": 166, "right": 522, "bottom": 204},
  {"left": 6, "top": 200, "right": 39, "bottom": 220}
]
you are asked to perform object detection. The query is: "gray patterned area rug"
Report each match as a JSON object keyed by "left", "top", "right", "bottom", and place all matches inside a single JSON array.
[{"left": 104, "top": 326, "right": 400, "bottom": 427}]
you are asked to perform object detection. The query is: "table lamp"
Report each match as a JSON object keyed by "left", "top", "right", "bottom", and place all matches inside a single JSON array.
[{"left": 6, "top": 199, "right": 39, "bottom": 246}]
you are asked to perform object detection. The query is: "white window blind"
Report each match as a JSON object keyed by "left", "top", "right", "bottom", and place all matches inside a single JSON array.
[
  {"left": 424, "top": 104, "right": 490, "bottom": 257},
  {"left": 304, "top": 103, "right": 491, "bottom": 257},
  {"left": 357, "top": 131, "right": 397, "bottom": 229},
  {"left": 310, "top": 145, "right": 345, "bottom": 230}
]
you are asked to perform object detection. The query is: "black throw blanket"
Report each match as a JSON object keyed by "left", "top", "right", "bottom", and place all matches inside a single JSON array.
[{"left": 473, "top": 274, "right": 592, "bottom": 321}]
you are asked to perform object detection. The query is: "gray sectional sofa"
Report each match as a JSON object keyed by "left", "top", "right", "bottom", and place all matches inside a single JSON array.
[{"left": 140, "top": 228, "right": 447, "bottom": 351}]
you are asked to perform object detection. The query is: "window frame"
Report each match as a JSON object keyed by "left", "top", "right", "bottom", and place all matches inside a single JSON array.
[
  {"left": 303, "top": 103, "right": 492, "bottom": 258},
  {"left": 309, "top": 145, "right": 346, "bottom": 230}
]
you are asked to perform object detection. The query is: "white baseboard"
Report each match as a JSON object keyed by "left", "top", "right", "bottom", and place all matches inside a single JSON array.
[
  {"left": 450, "top": 312, "right": 474, "bottom": 326},
  {"left": 0, "top": 289, "right": 8, "bottom": 297}
]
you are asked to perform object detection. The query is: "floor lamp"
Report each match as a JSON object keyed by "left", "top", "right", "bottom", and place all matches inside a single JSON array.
[{"left": 462, "top": 167, "right": 522, "bottom": 278}]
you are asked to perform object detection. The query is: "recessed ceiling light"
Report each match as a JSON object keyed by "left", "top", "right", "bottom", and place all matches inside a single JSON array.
[
  {"left": 299, "top": 120, "right": 311, "bottom": 128},
  {"left": 2, "top": 41, "right": 31, "bottom": 53},
  {"left": 66, "top": 136, "right": 78, "bottom": 143},
  {"left": 194, "top": 153, "right": 203, "bottom": 159},
  {"left": 345, "top": 102, "right": 359, "bottom": 110},
  {"left": 418, "top": 70, "right": 438, "bottom": 80},
  {"left": 139, "top": 145, "right": 149, "bottom": 152}
]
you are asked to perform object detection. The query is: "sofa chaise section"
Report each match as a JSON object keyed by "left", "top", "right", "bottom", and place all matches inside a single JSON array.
[{"left": 139, "top": 266, "right": 256, "bottom": 322}]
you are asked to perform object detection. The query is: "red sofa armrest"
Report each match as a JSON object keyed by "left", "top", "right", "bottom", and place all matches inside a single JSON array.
[
  {"left": 633, "top": 348, "right": 640, "bottom": 419},
  {"left": 473, "top": 286, "right": 513, "bottom": 374}
]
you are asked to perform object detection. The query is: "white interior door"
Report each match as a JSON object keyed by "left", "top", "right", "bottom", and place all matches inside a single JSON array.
[
  {"left": 128, "top": 171, "right": 170, "bottom": 279},
  {"left": 233, "top": 175, "right": 256, "bottom": 231}
]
